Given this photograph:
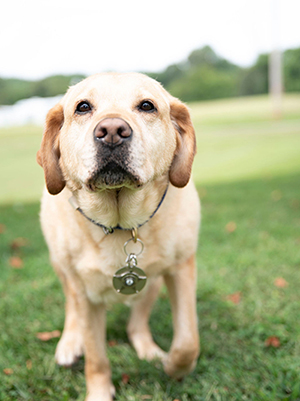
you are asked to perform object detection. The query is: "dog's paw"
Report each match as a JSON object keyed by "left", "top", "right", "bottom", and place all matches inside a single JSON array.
[
  {"left": 138, "top": 342, "right": 166, "bottom": 361},
  {"left": 85, "top": 382, "right": 116, "bottom": 401},
  {"left": 55, "top": 330, "right": 84, "bottom": 367},
  {"left": 129, "top": 332, "right": 166, "bottom": 361},
  {"left": 163, "top": 346, "right": 199, "bottom": 379}
]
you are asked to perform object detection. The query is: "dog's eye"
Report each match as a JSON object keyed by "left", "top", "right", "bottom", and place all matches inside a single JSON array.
[
  {"left": 138, "top": 100, "right": 156, "bottom": 113},
  {"left": 76, "top": 101, "right": 92, "bottom": 114}
]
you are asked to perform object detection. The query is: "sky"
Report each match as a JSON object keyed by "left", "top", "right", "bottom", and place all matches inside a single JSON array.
[{"left": 1, "top": 0, "right": 300, "bottom": 80}]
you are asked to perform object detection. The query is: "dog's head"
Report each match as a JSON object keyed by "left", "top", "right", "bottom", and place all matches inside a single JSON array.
[{"left": 37, "top": 73, "right": 196, "bottom": 195}]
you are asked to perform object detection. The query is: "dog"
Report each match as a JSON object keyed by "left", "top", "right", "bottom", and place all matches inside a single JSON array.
[{"left": 37, "top": 72, "right": 200, "bottom": 401}]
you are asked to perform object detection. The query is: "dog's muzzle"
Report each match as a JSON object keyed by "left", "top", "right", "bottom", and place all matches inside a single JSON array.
[{"left": 89, "top": 117, "right": 140, "bottom": 189}]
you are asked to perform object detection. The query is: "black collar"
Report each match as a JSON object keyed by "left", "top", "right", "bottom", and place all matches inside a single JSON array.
[{"left": 69, "top": 184, "right": 169, "bottom": 235}]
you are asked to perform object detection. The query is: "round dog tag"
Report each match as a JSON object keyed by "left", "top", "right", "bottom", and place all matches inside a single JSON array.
[{"left": 113, "top": 266, "right": 147, "bottom": 295}]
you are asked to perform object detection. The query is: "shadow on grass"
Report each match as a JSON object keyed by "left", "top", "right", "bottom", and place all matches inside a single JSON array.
[{"left": 0, "top": 172, "right": 299, "bottom": 400}]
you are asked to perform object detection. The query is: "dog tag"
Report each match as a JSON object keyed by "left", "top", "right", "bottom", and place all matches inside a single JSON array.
[{"left": 113, "top": 253, "right": 147, "bottom": 295}]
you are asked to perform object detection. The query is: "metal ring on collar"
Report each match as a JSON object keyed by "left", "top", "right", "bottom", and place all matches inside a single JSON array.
[
  {"left": 123, "top": 238, "right": 144, "bottom": 257},
  {"left": 131, "top": 227, "right": 138, "bottom": 243}
]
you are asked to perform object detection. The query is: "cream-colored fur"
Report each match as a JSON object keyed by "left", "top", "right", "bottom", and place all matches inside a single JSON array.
[{"left": 38, "top": 72, "right": 200, "bottom": 401}]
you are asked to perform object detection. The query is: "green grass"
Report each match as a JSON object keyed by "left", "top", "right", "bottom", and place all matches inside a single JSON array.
[{"left": 0, "top": 94, "right": 300, "bottom": 400}]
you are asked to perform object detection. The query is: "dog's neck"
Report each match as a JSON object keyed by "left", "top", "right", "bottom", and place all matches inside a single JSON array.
[{"left": 72, "top": 177, "right": 168, "bottom": 231}]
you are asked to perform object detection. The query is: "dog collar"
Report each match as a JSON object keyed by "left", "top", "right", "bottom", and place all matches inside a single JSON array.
[{"left": 68, "top": 184, "right": 169, "bottom": 235}]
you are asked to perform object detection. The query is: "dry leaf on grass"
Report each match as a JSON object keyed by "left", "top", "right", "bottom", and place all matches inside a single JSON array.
[
  {"left": 225, "top": 221, "right": 237, "bottom": 233},
  {"left": 26, "top": 360, "right": 32, "bottom": 370},
  {"left": 226, "top": 291, "right": 241, "bottom": 304},
  {"left": 36, "top": 330, "right": 61, "bottom": 341},
  {"left": 108, "top": 340, "right": 117, "bottom": 347},
  {"left": 10, "top": 237, "right": 29, "bottom": 250},
  {"left": 122, "top": 373, "right": 130, "bottom": 384},
  {"left": 3, "top": 368, "right": 13, "bottom": 375},
  {"left": 274, "top": 277, "right": 288, "bottom": 288},
  {"left": 0, "top": 224, "right": 6, "bottom": 234},
  {"left": 265, "top": 336, "right": 280, "bottom": 348},
  {"left": 141, "top": 396, "right": 152, "bottom": 400},
  {"left": 9, "top": 256, "right": 23, "bottom": 268}
]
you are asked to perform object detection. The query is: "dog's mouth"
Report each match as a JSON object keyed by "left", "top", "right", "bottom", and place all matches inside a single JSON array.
[{"left": 87, "top": 161, "right": 142, "bottom": 190}]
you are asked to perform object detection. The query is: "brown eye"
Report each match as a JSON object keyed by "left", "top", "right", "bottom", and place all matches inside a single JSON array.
[
  {"left": 138, "top": 100, "right": 156, "bottom": 113},
  {"left": 76, "top": 101, "right": 92, "bottom": 114}
]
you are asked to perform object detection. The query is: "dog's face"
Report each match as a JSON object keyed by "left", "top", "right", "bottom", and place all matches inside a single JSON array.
[{"left": 37, "top": 73, "right": 196, "bottom": 195}]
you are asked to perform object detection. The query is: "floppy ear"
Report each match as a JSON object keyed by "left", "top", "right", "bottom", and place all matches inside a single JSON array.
[
  {"left": 169, "top": 99, "right": 196, "bottom": 188},
  {"left": 37, "top": 103, "right": 66, "bottom": 195}
]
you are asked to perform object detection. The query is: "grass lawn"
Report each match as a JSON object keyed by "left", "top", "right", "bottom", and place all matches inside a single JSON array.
[{"left": 0, "top": 94, "right": 300, "bottom": 400}]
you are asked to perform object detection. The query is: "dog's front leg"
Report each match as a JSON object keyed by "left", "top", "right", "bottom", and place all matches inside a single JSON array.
[
  {"left": 79, "top": 298, "right": 115, "bottom": 401},
  {"left": 163, "top": 254, "right": 200, "bottom": 379}
]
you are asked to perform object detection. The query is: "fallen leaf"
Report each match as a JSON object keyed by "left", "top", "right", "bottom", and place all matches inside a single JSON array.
[
  {"left": 122, "top": 373, "right": 130, "bottom": 384},
  {"left": 3, "top": 368, "right": 13, "bottom": 375},
  {"left": 0, "top": 224, "right": 6, "bottom": 234},
  {"left": 265, "top": 336, "right": 280, "bottom": 348},
  {"left": 271, "top": 190, "right": 282, "bottom": 201},
  {"left": 226, "top": 291, "right": 241, "bottom": 304},
  {"left": 173, "top": 399, "right": 180, "bottom": 401},
  {"left": 141, "top": 396, "right": 152, "bottom": 400},
  {"left": 274, "top": 277, "right": 288, "bottom": 288},
  {"left": 36, "top": 330, "right": 61, "bottom": 341},
  {"left": 108, "top": 340, "right": 117, "bottom": 347},
  {"left": 225, "top": 221, "right": 237, "bottom": 233},
  {"left": 10, "top": 237, "right": 29, "bottom": 250},
  {"left": 9, "top": 256, "right": 23, "bottom": 268}
]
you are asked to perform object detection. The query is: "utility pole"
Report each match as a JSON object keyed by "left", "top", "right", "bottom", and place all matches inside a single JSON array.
[{"left": 269, "top": 0, "right": 283, "bottom": 119}]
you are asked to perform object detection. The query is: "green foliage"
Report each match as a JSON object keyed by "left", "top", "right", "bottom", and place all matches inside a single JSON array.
[
  {"left": 168, "top": 65, "right": 238, "bottom": 102},
  {"left": 150, "top": 46, "right": 300, "bottom": 102},
  {"left": 188, "top": 45, "right": 239, "bottom": 73},
  {"left": 1, "top": 45, "right": 300, "bottom": 107},
  {"left": 0, "top": 75, "right": 85, "bottom": 105},
  {"left": 239, "top": 54, "right": 269, "bottom": 96},
  {"left": 284, "top": 47, "right": 300, "bottom": 92},
  {"left": 0, "top": 78, "right": 34, "bottom": 105},
  {"left": 147, "top": 64, "right": 186, "bottom": 88},
  {"left": 149, "top": 46, "right": 242, "bottom": 102}
]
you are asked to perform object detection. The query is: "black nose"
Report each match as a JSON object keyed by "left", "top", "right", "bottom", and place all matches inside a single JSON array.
[{"left": 94, "top": 118, "right": 132, "bottom": 147}]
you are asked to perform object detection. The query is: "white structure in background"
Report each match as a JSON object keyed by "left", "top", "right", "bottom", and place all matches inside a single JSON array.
[
  {"left": 269, "top": 0, "right": 283, "bottom": 118},
  {"left": 0, "top": 95, "right": 63, "bottom": 127}
]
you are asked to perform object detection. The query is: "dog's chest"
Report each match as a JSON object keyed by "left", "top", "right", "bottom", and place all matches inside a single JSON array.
[{"left": 74, "top": 233, "right": 175, "bottom": 305}]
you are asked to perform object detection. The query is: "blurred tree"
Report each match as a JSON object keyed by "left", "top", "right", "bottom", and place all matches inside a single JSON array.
[
  {"left": 147, "top": 63, "right": 187, "bottom": 88},
  {"left": 284, "top": 47, "right": 300, "bottom": 92},
  {"left": 168, "top": 65, "right": 238, "bottom": 102},
  {"left": 1, "top": 46, "right": 300, "bottom": 105},
  {"left": 188, "top": 46, "right": 239, "bottom": 73},
  {"left": 33, "top": 75, "right": 85, "bottom": 98},
  {"left": 158, "top": 46, "right": 241, "bottom": 102},
  {"left": 239, "top": 54, "right": 269, "bottom": 96},
  {"left": 0, "top": 78, "right": 33, "bottom": 105},
  {"left": 0, "top": 75, "right": 85, "bottom": 105}
]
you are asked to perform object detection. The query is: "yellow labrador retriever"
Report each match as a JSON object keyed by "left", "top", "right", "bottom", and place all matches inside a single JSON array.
[{"left": 37, "top": 72, "right": 200, "bottom": 401}]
